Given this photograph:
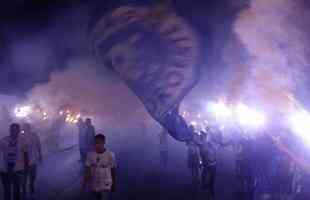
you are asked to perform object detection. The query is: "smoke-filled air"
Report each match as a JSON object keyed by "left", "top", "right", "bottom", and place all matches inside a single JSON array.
[
  {"left": 233, "top": 0, "right": 310, "bottom": 112},
  {"left": 1, "top": 0, "right": 310, "bottom": 200}
]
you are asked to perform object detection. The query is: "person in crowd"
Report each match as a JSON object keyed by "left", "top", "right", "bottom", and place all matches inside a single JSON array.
[
  {"left": 0, "top": 123, "right": 28, "bottom": 200},
  {"left": 85, "top": 119, "right": 96, "bottom": 146},
  {"left": 197, "top": 126, "right": 227, "bottom": 200},
  {"left": 82, "top": 134, "right": 116, "bottom": 200},
  {"left": 233, "top": 129, "right": 256, "bottom": 200},
  {"left": 159, "top": 128, "right": 169, "bottom": 168},
  {"left": 78, "top": 118, "right": 96, "bottom": 167},
  {"left": 21, "top": 123, "right": 42, "bottom": 200},
  {"left": 186, "top": 139, "right": 201, "bottom": 199},
  {"left": 271, "top": 131, "right": 295, "bottom": 200},
  {"left": 253, "top": 131, "right": 277, "bottom": 200},
  {"left": 50, "top": 115, "right": 65, "bottom": 152},
  {"left": 77, "top": 118, "right": 87, "bottom": 166},
  {"left": 186, "top": 125, "right": 201, "bottom": 197},
  {"left": 272, "top": 154, "right": 295, "bottom": 200},
  {"left": 272, "top": 136, "right": 310, "bottom": 200}
]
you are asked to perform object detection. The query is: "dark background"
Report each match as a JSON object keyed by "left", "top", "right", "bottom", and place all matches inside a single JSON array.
[{"left": 0, "top": 0, "right": 246, "bottom": 94}]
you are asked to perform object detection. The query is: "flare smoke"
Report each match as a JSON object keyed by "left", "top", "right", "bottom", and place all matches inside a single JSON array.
[{"left": 233, "top": 0, "right": 310, "bottom": 112}]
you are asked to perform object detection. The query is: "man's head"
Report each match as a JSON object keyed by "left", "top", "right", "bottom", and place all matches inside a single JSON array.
[
  {"left": 85, "top": 118, "right": 92, "bottom": 127},
  {"left": 10, "top": 123, "right": 20, "bottom": 139},
  {"left": 22, "top": 123, "right": 31, "bottom": 133},
  {"left": 95, "top": 134, "right": 106, "bottom": 153},
  {"left": 77, "top": 118, "right": 84, "bottom": 126}
]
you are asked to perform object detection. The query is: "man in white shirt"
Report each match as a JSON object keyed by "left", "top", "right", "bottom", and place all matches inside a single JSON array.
[
  {"left": 21, "top": 123, "right": 42, "bottom": 200},
  {"left": 82, "top": 134, "right": 116, "bottom": 200},
  {"left": 0, "top": 123, "right": 28, "bottom": 200}
]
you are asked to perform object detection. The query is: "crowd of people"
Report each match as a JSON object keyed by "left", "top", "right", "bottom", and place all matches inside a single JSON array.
[
  {"left": 1, "top": 115, "right": 310, "bottom": 200},
  {"left": 184, "top": 124, "right": 310, "bottom": 200},
  {"left": 0, "top": 118, "right": 117, "bottom": 200},
  {"left": 0, "top": 123, "right": 42, "bottom": 200}
]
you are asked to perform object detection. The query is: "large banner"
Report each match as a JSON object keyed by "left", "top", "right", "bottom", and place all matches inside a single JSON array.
[{"left": 91, "top": 5, "right": 202, "bottom": 141}]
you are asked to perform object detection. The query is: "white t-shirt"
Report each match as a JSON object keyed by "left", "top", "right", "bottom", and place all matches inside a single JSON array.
[
  {"left": 86, "top": 150, "right": 116, "bottom": 191},
  {"left": 0, "top": 135, "right": 28, "bottom": 172},
  {"left": 24, "top": 132, "right": 41, "bottom": 166}
]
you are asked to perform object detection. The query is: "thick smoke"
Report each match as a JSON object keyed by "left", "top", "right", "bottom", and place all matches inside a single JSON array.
[
  {"left": 27, "top": 57, "right": 151, "bottom": 128},
  {"left": 23, "top": 56, "right": 156, "bottom": 154},
  {"left": 233, "top": 0, "right": 310, "bottom": 113},
  {"left": 0, "top": 3, "right": 154, "bottom": 138}
]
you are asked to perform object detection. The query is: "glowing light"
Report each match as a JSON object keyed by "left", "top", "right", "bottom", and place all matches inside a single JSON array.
[
  {"left": 65, "top": 112, "right": 81, "bottom": 124},
  {"left": 289, "top": 110, "right": 310, "bottom": 145},
  {"left": 59, "top": 110, "right": 64, "bottom": 115},
  {"left": 190, "top": 121, "right": 198, "bottom": 126},
  {"left": 219, "top": 125, "right": 225, "bottom": 131},
  {"left": 235, "top": 103, "right": 266, "bottom": 128},
  {"left": 207, "top": 101, "right": 232, "bottom": 121},
  {"left": 14, "top": 106, "right": 32, "bottom": 118}
]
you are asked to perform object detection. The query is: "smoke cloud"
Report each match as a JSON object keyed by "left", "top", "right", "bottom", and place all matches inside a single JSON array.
[
  {"left": 26, "top": 57, "right": 151, "bottom": 128},
  {"left": 232, "top": 0, "right": 310, "bottom": 113},
  {"left": 0, "top": 3, "right": 154, "bottom": 137}
]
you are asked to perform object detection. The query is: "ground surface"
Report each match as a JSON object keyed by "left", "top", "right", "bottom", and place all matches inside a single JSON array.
[
  {"left": 1, "top": 131, "right": 238, "bottom": 200},
  {"left": 36, "top": 146, "right": 236, "bottom": 200}
]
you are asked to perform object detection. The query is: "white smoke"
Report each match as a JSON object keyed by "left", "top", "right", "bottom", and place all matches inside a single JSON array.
[
  {"left": 233, "top": 0, "right": 310, "bottom": 113},
  {"left": 26, "top": 56, "right": 151, "bottom": 128}
]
